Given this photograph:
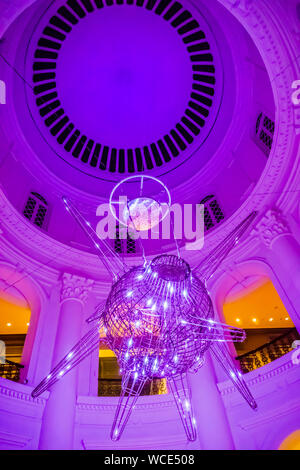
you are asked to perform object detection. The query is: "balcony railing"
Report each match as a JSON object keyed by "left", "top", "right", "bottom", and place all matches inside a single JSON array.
[
  {"left": 236, "top": 328, "right": 300, "bottom": 374},
  {"left": 98, "top": 378, "right": 167, "bottom": 397},
  {"left": 0, "top": 360, "right": 24, "bottom": 382}
]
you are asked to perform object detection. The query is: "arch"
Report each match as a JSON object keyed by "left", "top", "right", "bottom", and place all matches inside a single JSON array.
[
  {"left": 253, "top": 111, "right": 275, "bottom": 156},
  {"left": 0, "top": 261, "right": 47, "bottom": 383}
]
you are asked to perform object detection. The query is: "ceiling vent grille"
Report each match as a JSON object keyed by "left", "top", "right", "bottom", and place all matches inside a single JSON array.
[{"left": 32, "top": 0, "right": 217, "bottom": 174}]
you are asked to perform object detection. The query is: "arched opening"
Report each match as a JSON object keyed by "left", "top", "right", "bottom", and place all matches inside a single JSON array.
[{"left": 279, "top": 430, "right": 300, "bottom": 450}]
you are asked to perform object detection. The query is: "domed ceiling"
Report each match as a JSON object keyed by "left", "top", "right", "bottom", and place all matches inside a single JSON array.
[{"left": 0, "top": 0, "right": 275, "bottom": 253}]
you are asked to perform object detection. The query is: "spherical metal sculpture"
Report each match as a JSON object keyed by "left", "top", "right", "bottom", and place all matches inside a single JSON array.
[{"left": 105, "top": 255, "right": 214, "bottom": 380}]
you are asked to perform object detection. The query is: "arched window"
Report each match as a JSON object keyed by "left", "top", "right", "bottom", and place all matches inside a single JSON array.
[
  {"left": 114, "top": 224, "right": 136, "bottom": 254},
  {"left": 23, "top": 192, "right": 48, "bottom": 229},
  {"left": 254, "top": 112, "right": 275, "bottom": 156},
  {"left": 200, "top": 195, "right": 224, "bottom": 232}
]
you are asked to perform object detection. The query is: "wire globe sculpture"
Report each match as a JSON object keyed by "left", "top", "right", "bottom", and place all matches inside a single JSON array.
[{"left": 105, "top": 255, "right": 214, "bottom": 380}]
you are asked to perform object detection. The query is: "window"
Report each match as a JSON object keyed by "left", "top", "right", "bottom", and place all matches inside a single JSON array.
[
  {"left": 200, "top": 195, "right": 224, "bottom": 232},
  {"left": 0, "top": 80, "right": 6, "bottom": 105},
  {"left": 254, "top": 112, "right": 275, "bottom": 156},
  {"left": 23, "top": 192, "right": 48, "bottom": 229}
]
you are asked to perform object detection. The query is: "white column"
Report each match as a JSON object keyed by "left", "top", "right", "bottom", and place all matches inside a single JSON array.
[
  {"left": 253, "top": 209, "right": 300, "bottom": 332},
  {"left": 189, "top": 354, "right": 235, "bottom": 450},
  {"left": 39, "top": 274, "right": 93, "bottom": 450}
]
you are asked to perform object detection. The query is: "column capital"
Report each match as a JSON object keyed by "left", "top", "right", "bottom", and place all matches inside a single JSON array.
[
  {"left": 252, "top": 209, "right": 291, "bottom": 249},
  {"left": 60, "top": 273, "right": 94, "bottom": 305}
]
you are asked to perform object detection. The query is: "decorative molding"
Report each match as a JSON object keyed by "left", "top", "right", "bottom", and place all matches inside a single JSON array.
[
  {"left": 60, "top": 273, "right": 94, "bottom": 305},
  {"left": 252, "top": 209, "right": 291, "bottom": 249}
]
